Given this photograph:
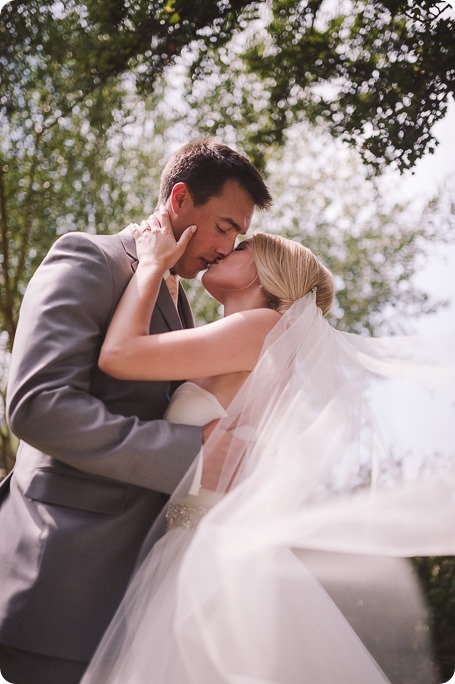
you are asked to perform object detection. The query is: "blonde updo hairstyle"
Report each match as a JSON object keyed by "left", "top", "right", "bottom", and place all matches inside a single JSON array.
[{"left": 251, "top": 233, "right": 334, "bottom": 316}]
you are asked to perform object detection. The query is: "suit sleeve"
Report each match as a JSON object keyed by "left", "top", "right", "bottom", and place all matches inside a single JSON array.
[{"left": 6, "top": 232, "right": 202, "bottom": 494}]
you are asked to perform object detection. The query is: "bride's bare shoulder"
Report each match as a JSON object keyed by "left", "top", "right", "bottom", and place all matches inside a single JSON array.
[{"left": 229, "top": 307, "right": 281, "bottom": 333}]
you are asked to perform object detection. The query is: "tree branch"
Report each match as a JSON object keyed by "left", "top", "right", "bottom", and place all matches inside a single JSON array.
[
  {"left": 12, "top": 129, "right": 43, "bottom": 296},
  {"left": 0, "top": 166, "right": 15, "bottom": 351}
]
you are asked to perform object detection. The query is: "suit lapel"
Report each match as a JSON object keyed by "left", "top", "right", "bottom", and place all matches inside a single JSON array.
[
  {"left": 158, "top": 280, "right": 183, "bottom": 331},
  {"left": 119, "top": 227, "right": 184, "bottom": 332},
  {"left": 119, "top": 227, "right": 139, "bottom": 272}
]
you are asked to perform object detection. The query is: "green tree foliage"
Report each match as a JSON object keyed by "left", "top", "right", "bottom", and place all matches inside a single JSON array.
[
  {"left": 186, "top": 0, "right": 455, "bottom": 172},
  {"left": 0, "top": 0, "right": 255, "bottom": 351},
  {"left": 184, "top": 123, "right": 454, "bottom": 333},
  {"left": 0, "top": 332, "right": 16, "bottom": 477},
  {"left": 2, "top": 0, "right": 454, "bottom": 349}
]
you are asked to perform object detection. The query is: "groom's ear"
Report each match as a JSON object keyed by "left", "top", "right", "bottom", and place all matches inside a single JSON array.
[{"left": 169, "top": 183, "right": 193, "bottom": 215}]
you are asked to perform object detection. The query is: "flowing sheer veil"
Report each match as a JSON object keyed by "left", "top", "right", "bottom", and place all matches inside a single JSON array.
[{"left": 84, "top": 293, "right": 455, "bottom": 684}]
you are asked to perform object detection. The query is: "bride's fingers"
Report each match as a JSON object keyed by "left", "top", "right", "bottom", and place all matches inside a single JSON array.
[
  {"left": 130, "top": 210, "right": 195, "bottom": 269},
  {"left": 144, "top": 217, "right": 159, "bottom": 232},
  {"left": 145, "top": 208, "right": 196, "bottom": 257},
  {"left": 154, "top": 205, "right": 174, "bottom": 234},
  {"left": 128, "top": 223, "right": 141, "bottom": 238},
  {"left": 176, "top": 225, "right": 198, "bottom": 252}
]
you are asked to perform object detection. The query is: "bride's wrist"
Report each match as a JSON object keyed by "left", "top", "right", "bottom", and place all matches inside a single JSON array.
[{"left": 136, "top": 260, "right": 167, "bottom": 279}]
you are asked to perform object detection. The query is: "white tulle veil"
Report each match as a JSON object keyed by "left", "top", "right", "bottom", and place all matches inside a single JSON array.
[{"left": 83, "top": 293, "right": 455, "bottom": 684}]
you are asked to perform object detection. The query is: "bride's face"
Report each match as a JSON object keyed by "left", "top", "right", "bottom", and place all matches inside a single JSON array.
[{"left": 201, "top": 239, "right": 258, "bottom": 301}]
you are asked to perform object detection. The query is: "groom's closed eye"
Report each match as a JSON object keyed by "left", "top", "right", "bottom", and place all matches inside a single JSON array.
[{"left": 217, "top": 216, "right": 246, "bottom": 236}]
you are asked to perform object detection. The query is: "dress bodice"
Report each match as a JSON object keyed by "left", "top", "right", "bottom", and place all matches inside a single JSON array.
[
  {"left": 164, "top": 381, "right": 227, "bottom": 426},
  {"left": 164, "top": 382, "right": 227, "bottom": 530}
]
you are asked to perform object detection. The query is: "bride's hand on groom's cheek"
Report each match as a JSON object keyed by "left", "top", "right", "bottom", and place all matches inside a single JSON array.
[{"left": 129, "top": 207, "right": 197, "bottom": 273}]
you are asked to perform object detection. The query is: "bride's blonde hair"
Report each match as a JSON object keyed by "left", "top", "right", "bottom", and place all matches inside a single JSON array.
[{"left": 252, "top": 233, "right": 334, "bottom": 316}]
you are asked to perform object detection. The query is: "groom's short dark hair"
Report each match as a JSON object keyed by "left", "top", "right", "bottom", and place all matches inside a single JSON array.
[{"left": 159, "top": 139, "right": 272, "bottom": 209}]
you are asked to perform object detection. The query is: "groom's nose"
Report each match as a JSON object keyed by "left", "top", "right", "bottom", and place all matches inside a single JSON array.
[{"left": 216, "top": 234, "right": 236, "bottom": 258}]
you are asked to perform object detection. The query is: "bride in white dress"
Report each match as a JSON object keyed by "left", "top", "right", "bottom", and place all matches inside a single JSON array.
[{"left": 82, "top": 207, "right": 455, "bottom": 684}]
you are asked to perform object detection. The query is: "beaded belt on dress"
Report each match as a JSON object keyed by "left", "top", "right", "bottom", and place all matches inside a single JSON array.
[{"left": 166, "top": 501, "right": 209, "bottom": 531}]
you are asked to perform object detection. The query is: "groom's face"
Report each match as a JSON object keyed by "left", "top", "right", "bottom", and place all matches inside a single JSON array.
[{"left": 168, "top": 179, "right": 255, "bottom": 279}]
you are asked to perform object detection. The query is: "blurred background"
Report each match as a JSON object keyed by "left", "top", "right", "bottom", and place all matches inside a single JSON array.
[{"left": 0, "top": 1, "right": 454, "bottom": 679}]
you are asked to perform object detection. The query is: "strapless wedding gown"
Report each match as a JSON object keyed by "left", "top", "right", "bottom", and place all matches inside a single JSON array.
[{"left": 164, "top": 381, "right": 227, "bottom": 523}]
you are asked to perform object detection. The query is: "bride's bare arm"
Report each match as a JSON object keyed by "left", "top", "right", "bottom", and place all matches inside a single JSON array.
[{"left": 100, "top": 307, "right": 280, "bottom": 381}]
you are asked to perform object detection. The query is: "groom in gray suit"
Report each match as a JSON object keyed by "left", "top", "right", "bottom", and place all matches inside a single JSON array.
[{"left": 0, "top": 140, "right": 272, "bottom": 684}]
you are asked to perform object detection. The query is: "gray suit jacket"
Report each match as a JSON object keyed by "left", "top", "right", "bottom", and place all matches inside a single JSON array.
[{"left": 0, "top": 228, "right": 202, "bottom": 662}]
